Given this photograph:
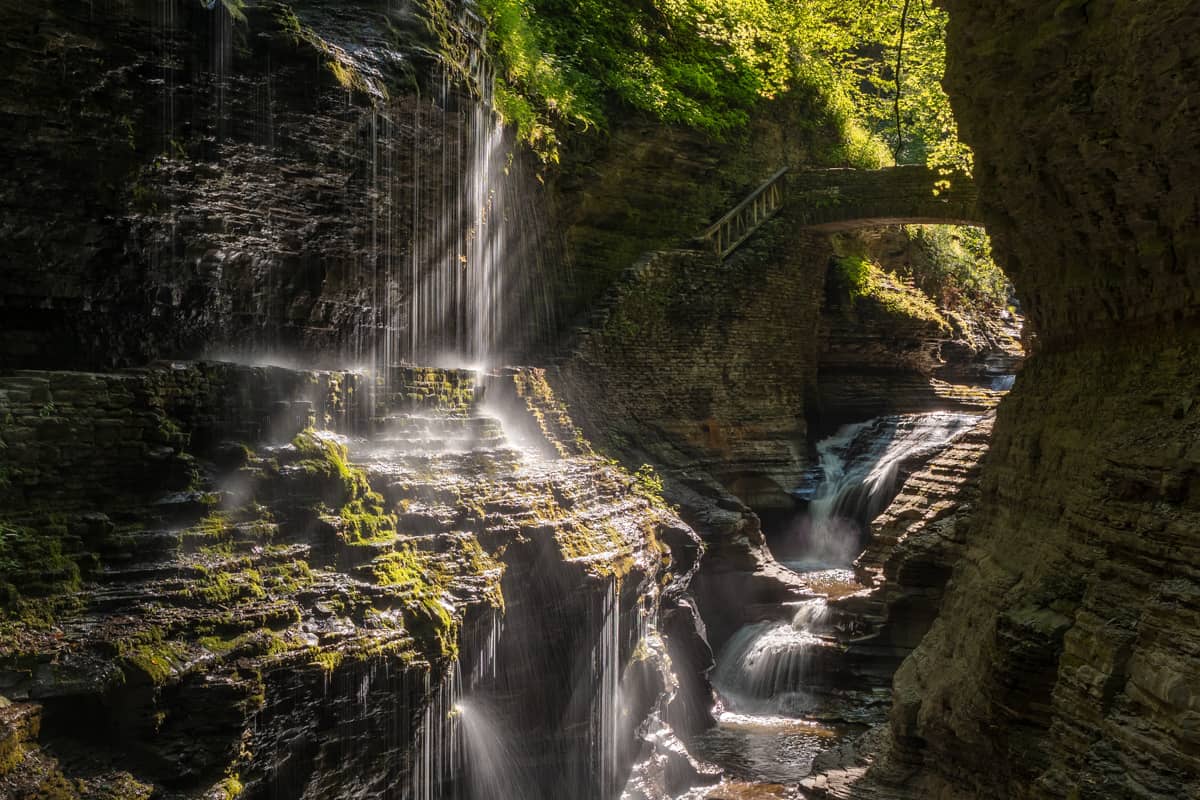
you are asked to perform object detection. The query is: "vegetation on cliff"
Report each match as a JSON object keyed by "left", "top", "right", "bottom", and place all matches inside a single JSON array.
[
  {"left": 457, "top": 0, "right": 964, "bottom": 169},
  {"left": 833, "top": 225, "right": 1009, "bottom": 328}
]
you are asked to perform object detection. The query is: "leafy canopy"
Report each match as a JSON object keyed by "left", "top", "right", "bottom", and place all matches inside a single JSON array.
[{"left": 463, "top": 0, "right": 967, "bottom": 170}]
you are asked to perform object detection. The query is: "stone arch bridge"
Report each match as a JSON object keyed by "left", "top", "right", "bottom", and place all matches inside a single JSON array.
[{"left": 701, "top": 165, "right": 981, "bottom": 259}]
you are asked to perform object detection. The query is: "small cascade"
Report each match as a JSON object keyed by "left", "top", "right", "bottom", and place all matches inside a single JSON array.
[
  {"left": 693, "top": 599, "right": 843, "bottom": 785},
  {"left": 406, "top": 664, "right": 463, "bottom": 800},
  {"left": 712, "top": 600, "right": 835, "bottom": 711},
  {"left": 596, "top": 580, "right": 623, "bottom": 800},
  {"left": 405, "top": 42, "right": 510, "bottom": 369},
  {"left": 791, "top": 412, "right": 982, "bottom": 568},
  {"left": 698, "top": 412, "right": 987, "bottom": 786}
]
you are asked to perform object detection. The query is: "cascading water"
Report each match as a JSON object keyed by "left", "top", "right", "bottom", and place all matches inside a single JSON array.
[
  {"left": 786, "top": 411, "right": 983, "bottom": 570},
  {"left": 404, "top": 17, "right": 509, "bottom": 370},
  {"left": 455, "top": 698, "right": 533, "bottom": 799},
  {"left": 407, "top": 664, "right": 463, "bottom": 800},
  {"left": 595, "top": 579, "right": 623, "bottom": 799},
  {"left": 694, "top": 598, "right": 843, "bottom": 783},
  {"left": 698, "top": 412, "right": 987, "bottom": 784},
  {"left": 404, "top": 611, "right": 507, "bottom": 800},
  {"left": 711, "top": 599, "right": 835, "bottom": 712}
]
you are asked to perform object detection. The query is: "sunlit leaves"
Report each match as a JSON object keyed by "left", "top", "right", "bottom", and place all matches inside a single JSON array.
[{"left": 465, "top": 0, "right": 968, "bottom": 171}]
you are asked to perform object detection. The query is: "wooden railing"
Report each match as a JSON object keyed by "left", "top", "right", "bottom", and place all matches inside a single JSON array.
[{"left": 700, "top": 166, "right": 789, "bottom": 259}]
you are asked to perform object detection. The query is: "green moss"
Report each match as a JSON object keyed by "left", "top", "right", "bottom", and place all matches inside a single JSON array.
[
  {"left": 189, "top": 564, "right": 265, "bottom": 604},
  {"left": 0, "top": 522, "right": 87, "bottom": 621},
  {"left": 340, "top": 496, "right": 395, "bottom": 544},
  {"left": 118, "top": 630, "right": 187, "bottom": 685},
  {"left": 292, "top": 430, "right": 397, "bottom": 544},
  {"left": 371, "top": 548, "right": 458, "bottom": 658},
  {"left": 292, "top": 430, "right": 369, "bottom": 499},
  {"left": 200, "top": 628, "right": 294, "bottom": 659},
  {"left": 311, "top": 649, "right": 343, "bottom": 674},
  {"left": 262, "top": 561, "right": 314, "bottom": 596},
  {"left": 0, "top": 733, "right": 24, "bottom": 776},
  {"left": 555, "top": 520, "right": 634, "bottom": 578}
]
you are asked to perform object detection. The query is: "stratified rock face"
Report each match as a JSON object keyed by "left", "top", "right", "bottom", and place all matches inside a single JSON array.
[
  {"left": 550, "top": 221, "right": 828, "bottom": 651},
  {"left": 844, "top": 415, "right": 994, "bottom": 671},
  {"left": 0, "top": 1, "right": 849, "bottom": 373},
  {"left": 556, "top": 224, "right": 828, "bottom": 508},
  {"left": 0, "top": 0, "right": 561, "bottom": 369},
  {"left": 879, "top": 2, "right": 1200, "bottom": 797},
  {"left": 940, "top": 2, "right": 1200, "bottom": 343},
  {"left": 0, "top": 362, "right": 700, "bottom": 799}
]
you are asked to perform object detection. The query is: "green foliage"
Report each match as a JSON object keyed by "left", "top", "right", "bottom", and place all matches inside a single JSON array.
[
  {"left": 902, "top": 225, "right": 1010, "bottom": 310},
  {"left": 632, "top": 464, "right": 670, "bottom": 509},
  {"left": 220, "top": 773, "right": 245, "bottom": 800},
  {"left": 836, "top": 254, "right": 950, "bottom": 331},
  {"left": 456, "top": 0, "right": 963, "bottom": 168}
]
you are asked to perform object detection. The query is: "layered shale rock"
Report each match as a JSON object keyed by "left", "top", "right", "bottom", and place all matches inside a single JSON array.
[
  {"left": 858, "top": 1, "right": 1200, "bottom": 797},
  {"left": 832, "top": 415, "right": 995, "bottom": 686},
  {"left": 0, "top": 0, "right": 563, "bottom": 369},
  {"left": 0, "top": 362, "right": 703, "bottom": 799},
  {"left": 550, "top": 222, "right": 831, "bottom": 649},
  {"left": 817, "top": 229, "right": 1020, "bottom": 428}
]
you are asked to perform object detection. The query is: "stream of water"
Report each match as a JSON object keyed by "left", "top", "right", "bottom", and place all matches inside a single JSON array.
[{"left": 699, "top": 411, "right": 985, "bottom": 788}]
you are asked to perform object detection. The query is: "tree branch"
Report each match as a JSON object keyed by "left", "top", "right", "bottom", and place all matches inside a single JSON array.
[{"left": 893, "top": 0, "right": 912, "bottom": 162}]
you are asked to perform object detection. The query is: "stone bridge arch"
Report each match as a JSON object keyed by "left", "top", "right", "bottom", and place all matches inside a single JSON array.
[
  {"left": 700, "top": 165, "right": 982, "bottom": 258},
  {"left": 791, "top": 165, "right": 981, "bottom": 230}
]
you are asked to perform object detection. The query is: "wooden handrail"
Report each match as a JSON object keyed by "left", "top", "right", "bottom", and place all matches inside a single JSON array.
[{"left": 701, "top": 166, "right": 789, "bottom": 259}]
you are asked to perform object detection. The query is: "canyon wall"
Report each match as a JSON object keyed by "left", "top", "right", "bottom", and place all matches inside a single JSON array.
[
  {"left": 877, "top": 2, "right": 1200, "bottom": 797},
  {"left": 0, "top": 0, "right": 576, "bottom": 368},
  {"left": 0, "top": 362, "right": 699, "bottom": 798},
  {"left": 0, "top": 0, "right": 838, "bottom": 371}
]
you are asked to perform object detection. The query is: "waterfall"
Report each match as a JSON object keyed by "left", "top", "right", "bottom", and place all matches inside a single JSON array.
[
  {"left": 706, "top": 412, "right": 985, "bottom": 746},
  {"left": 794, "top": 412, "right": 982, "bottom": 568},
  {"left": 404, "top": 611, "right": 504, "bottom": 799},
  {"left": 712, "top": 599, "right": 834, "bottom": 711},
  {"left": 456, "top": 698, "right": 533, "bottom": 800},
  {"left": 595, "top": 579, "right": 622, "bottom": 799},
  {"left": 696, "top": 599, "right": 843, "bottom": 782},
  {"left": 406, "top": 663, "right": 462, "bottom": 800},
  {"left": 405, "top": 45, "right": 509, "bottom": 369}
]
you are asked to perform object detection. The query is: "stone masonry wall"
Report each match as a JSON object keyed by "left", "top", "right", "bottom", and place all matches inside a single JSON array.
[{"left": 556, "top": 207, "right": 831, "bottom": 510}]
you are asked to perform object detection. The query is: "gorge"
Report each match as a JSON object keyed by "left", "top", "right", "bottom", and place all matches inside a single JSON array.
[{"left": 1, "top": 1, "right": 1198, "bottom": 799}]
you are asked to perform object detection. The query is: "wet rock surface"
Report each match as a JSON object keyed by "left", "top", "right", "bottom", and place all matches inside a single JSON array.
[
  {"left": 0, "top": 0, "right": 561, "bottom": 369},
  {"left": 839, "top": 1, "right": 1200, "bottom": 796},
  {"left": 0, "top": 361, "right": 706, "bottom": 799}
]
